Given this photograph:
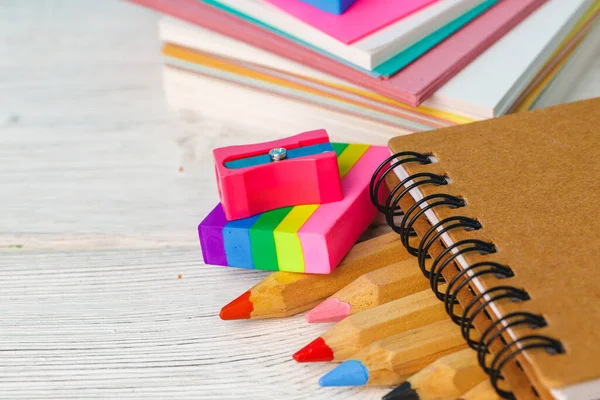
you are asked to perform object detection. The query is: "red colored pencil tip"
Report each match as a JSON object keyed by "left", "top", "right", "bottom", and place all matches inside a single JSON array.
[
  {"left": 220, "top": 291, "right": 253, "bottom": 320},
  {"left": 292, "top": 337, "right": 334, "bottom": 362}
]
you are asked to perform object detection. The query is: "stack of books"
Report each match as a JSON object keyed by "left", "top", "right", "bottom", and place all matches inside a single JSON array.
[{"left": 129, "top": 0, "right": 600, "bottom": 143}]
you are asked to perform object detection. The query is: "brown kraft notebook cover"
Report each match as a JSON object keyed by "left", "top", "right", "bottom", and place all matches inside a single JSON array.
[{"left": 382, "top": 98, "right": 600, "bottom": 400}]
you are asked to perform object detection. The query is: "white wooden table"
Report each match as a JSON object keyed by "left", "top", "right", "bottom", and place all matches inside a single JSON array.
[{"left": 1, "top": 1, "right": 599, "bottom": 399}]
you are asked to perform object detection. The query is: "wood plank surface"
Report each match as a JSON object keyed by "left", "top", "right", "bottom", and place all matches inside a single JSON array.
[{"left": 0, "top": 1, "right": 599, "bottom": 399}]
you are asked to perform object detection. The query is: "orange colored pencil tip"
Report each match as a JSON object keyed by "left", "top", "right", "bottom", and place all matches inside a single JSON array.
[
  {"left": 292, "top": 337, "right": 334, "bottom": 362},
  {"left": 220, "top": 291, "right": 253, "bottom": 320}
]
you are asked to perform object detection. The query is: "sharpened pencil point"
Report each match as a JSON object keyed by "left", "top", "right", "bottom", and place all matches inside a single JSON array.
[
  {"left": 305, "top": 297, "right": 352, "bottom": 323},
  {"left": 383, "top": 382, "right": 419, "bottom": 400},
  {"left": 292, "top": 337, "right": 334, "bottom": 362},
  {"left": 319, "top": 360, "right": 369, "bottom": 386},
  {"left": 220, "top": 291, "right": 253, "bottom": 320}
]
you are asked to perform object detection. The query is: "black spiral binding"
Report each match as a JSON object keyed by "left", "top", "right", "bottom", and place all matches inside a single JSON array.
[{"left": 370, "top": 151, "right": 565, "bottom": 400}]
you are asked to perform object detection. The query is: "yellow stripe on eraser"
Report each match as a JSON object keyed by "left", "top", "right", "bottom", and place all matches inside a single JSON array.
[{"left": 273, "top": 143, "right": 370, "bottom": 272}]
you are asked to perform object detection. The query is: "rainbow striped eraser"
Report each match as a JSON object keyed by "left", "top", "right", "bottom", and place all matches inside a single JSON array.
[{"left": 198, "top": 143, "right": 390, "bottom": 274}]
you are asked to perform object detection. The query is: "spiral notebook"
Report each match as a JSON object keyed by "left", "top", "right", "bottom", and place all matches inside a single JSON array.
[{"left": 374, "top": 98, "right": 600, "bottom": 400}]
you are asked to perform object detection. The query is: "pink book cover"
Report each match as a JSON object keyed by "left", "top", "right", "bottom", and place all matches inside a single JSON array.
[
  {"left": 264, "top": 0, "right": 437, "bottom": 44},
  {"left": 127, "top": 0, "right": 545, "bottom": 107}
]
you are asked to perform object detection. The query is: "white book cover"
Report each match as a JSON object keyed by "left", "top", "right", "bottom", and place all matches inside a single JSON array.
[
  {"left": 533, "top": 20, "right": 600, "bottom": 110},
  {"left": 424, "top": 0, "right": 592, "bottom": 118}
]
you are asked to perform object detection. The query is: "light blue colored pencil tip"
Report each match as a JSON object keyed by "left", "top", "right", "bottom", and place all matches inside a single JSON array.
[{"left": 318, "top": 360, "right": 369, "bottom": 387}]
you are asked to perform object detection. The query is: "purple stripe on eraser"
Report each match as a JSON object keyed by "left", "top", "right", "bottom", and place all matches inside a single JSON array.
[{"left": 198, "top": 204, "right": 228, "bottom": 266}]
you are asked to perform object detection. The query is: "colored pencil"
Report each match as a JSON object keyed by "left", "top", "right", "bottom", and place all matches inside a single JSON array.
[
  {"left": 220, "top": 232, "right": 407, "bottom": 319},
  {"left": 319, "top": 319, "right": 467, "bottom": 386},
  {"left": 382, "top": 348, "right": 487, "bottom": 400},
  {"left": 458, "top": 380, "right": 501, "bottom": 400},
  {"left": 293, "top": 287, "right": 450, "bottom": 362},
  {"left": 305, "top": 259, "right": 429, "bottom": 323}
]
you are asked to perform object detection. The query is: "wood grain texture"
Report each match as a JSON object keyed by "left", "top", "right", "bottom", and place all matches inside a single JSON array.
[
  {"left": 321, "top": 288, "right": 449, "bottom": 361},
  {"left": 325, "top": 259, "right": 430, "bottom": 315},
  {"left": 402, "top": 349, "right": 487, "bottom": 399},
  {"left": 352, "top": 319, "right": 468, "bottom": 386},
  {"left": 0, "top": 0, "right": 598, "bottom": 399}
]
